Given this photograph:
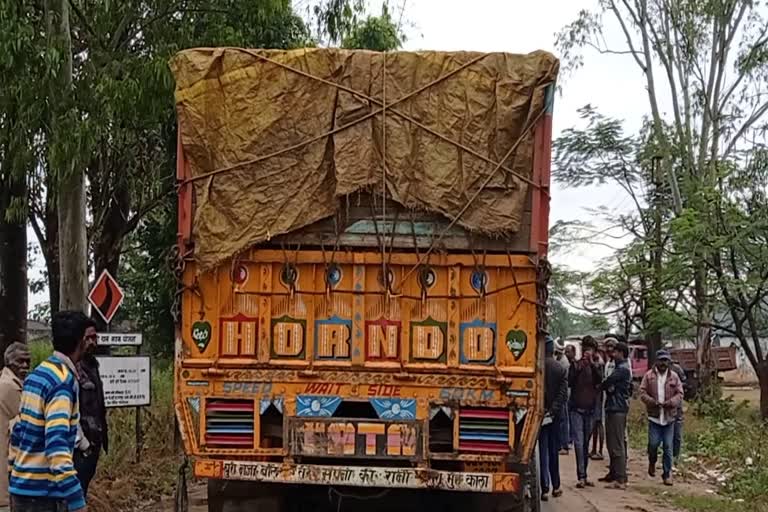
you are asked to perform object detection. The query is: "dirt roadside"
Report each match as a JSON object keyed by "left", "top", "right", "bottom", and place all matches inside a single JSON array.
[{"left": 542, "top": 448, "right": 711, "bottom": 512}]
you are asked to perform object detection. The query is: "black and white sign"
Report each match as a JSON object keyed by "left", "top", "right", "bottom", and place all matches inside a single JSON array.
[
  {"left": 97, "top": 333, "right": 143, "bottom": 346},
  {"left": 97, "top": 356, "right": 151, "bottom": 408}
]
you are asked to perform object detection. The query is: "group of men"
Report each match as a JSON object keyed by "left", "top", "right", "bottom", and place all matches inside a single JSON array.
[
  {"left": 0, "top": 311, "right": 108, "bottom": 512},
  {"left": 538, "top": 335, "right": 686, "bottom": 501}
]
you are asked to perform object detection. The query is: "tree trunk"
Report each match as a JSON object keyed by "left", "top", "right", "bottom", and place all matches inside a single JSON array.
[
  {"left": 0, "top": 178, "right": 28, "bottom": 353},
  {"left": 58, "top": 171, "right": 88, "bottom": 311},
  {"left": 758, "top": 361, "right": 768, "bottom": 421},
  {"left": 694, "top": 264, "right": 716, "bottom": 399},
  {"left": 45, "top": 175, "right": 61, "bottom": 315},
  {"left": 50, "top": 0, "right": 88, "bottom": 312},
  {"left": 90, "top": 178, "right": 131, "bottom": 329}
]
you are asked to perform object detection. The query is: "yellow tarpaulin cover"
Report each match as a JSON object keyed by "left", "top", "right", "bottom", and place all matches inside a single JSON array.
[{"left": 171, "top": 47, "right": 559, "bottom": 269}]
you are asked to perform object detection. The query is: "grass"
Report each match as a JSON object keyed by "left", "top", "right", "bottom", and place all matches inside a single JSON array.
[
  {"left": 28, "top": 340, "right": 181, "bottom": 511},
  {"left": 640, "top": 486, "right": 742, "bottom": 512}
]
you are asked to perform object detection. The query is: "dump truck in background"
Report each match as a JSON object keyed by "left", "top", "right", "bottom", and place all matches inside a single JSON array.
[{"left": 171, "top": 47, "right": 558, "bottom": 512}]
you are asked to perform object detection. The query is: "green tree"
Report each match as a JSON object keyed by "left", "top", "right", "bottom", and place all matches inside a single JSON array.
[
  {"left": 112, "top": 0, "right": 407, "bottom": 354},
  {"left": 343, "top": 2, "right": 403, "bottom": 51},
  {"left": 557, "top": 0, "right": 768, "bottom": 394},
  {"left": 49, "top": 0, "right": 89, "bottom": 311},
  {"left": 548, "top": 265, "right": 611, "bottom": 339},
  {"left": 553, "top": 108, "right": 693, "bottom": 355},
  {"left": 0, "top": 0, "right": 47, "bottom": 349},
  {"left": 671, "top": 148, "right": 768, "bottom": 417}
]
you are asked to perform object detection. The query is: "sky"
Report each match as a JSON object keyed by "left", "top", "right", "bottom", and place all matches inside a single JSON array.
[
  {"left": 397, "top": 0, "right": 647, "bottom": 270},
  {"left": 29, "top": 0, "right": 649, "bottom": 310}
]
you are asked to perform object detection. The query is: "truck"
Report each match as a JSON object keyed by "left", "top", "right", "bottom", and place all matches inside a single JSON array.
[{"left": 171, "top": 47, "right": 558, "bottom": 512}]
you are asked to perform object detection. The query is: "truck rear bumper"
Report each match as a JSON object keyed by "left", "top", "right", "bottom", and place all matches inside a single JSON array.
[{"left": 195, "top": 459, "right": 520, "bottom": 494}]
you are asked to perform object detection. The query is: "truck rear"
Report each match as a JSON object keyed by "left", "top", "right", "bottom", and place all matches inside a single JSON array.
[{"left": 171, "top": 48, "right": 558, "bottom": 512}]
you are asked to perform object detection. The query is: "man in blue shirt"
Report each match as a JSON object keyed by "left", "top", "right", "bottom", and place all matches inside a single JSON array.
[
  {"left": 600, "top": 342, "right": 633, "bottom": 489},
  {"left": 9, "top": 311, "right": 89, "bottom": 512}
]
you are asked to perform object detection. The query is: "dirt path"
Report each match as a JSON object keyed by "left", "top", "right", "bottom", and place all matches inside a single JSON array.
[{"left": 542, "top": 449, "right": 690, "bottom": 512}]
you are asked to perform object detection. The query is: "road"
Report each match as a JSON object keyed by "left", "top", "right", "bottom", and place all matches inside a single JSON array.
[{"left": 540, "top": 449, "right": 682, "bottom": 512}]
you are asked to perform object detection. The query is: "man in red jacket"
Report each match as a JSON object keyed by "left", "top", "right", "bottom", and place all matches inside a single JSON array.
[{"left": 639, "top": 350, "right": 684, "bottom": 486}]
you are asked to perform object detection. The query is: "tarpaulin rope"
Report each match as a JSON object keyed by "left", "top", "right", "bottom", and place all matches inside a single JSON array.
[
  {"left": 232, "top": 279, "right": 537, "bottom": 301},
  {"left": 180, "top": 48, "right": 546, "bottom": 190},
  {"left": 381, "top": 51, "right": 389, "bottom": 299},
  {"left": 392, "top": 105, "right": 549, "bottom": 293}
]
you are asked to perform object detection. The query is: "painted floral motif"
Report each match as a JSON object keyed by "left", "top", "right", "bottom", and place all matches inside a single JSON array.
[
  {"left": 370, "top": 398, "right": 416, "bottom": 420},
  {"left": 296, "top": 395, "right": 341, "bottom": 417}
]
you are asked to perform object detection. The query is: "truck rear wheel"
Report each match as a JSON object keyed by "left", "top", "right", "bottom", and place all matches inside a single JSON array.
[
  {"left": 207, "top": 480, "right": 285, "bottom": 512},
  {"left": 522, "top": 443, "right": 542, "bottom": 512}
]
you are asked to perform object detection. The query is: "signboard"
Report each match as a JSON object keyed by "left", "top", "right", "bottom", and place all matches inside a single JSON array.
[
  {"left": 195, "top": 460, "right": 520, "bottom": 494},
  {"left": 88, "top": 270, "right": 125, "bottom": 324},
  {"left": 97, "top": 356, "right": 151, "bottom": 408},
  {"left": 97, "top": 333, "right": 143, "bottom": 346},
  {"left": 289, "top": 418, "right": 421, "bottom": 459}
]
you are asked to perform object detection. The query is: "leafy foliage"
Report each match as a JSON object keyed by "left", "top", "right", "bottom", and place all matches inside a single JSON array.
[
  {"left": 556, "top": 1, "right": 768, "bottom": 407},
  {"left": 0, "top": 0, "right": 404, "bottom": 354},
  {"left": 343, "top": 2, "right": 403, "bottom": 51},
  {"left": 108, "top": 0, "right": 408, "bottom": 356}
]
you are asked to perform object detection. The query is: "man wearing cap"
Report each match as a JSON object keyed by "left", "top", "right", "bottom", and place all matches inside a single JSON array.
[
  {"left": 539, "top": 336, "right": 568, "bottom": 501},
  {"left": 639, "top": 350, "right": 684, "bottom": 486}
]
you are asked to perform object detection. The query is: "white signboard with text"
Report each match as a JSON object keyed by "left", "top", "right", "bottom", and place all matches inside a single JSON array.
[
  {"left": 96, "top": 356, "right": 151, "bottom": 408},
  {"left": 97, "top": 333, "right": 143, "bottom": 346}
]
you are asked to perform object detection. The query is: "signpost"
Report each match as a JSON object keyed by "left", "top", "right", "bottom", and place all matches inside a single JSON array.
[
  {"left": 97, "top": 356, "right": 151, "bottom": 407},
  {"left": 88, "top": 271, "right": 146, "bottom": 462},
  {"left": 88, "top": 270, "right": 125, "bottom": 324},
  {"left": 97, "top": 333, "right": 143, "bottom": 346}
]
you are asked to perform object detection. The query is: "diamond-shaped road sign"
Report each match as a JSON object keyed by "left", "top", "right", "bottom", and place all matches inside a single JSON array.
[{"left": 88, "top": 270, "right": 125, "bottom": 325}]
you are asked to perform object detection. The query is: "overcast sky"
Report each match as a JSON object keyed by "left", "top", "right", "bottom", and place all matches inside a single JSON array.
[
  {"left": 28, "top": 0, "right": 649, "bottom": 309},
  {"left": 398, "top": 0, "right": 646, "bottom": 270}
]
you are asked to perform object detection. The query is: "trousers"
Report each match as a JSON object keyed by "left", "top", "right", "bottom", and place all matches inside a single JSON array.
[
  {"left": 648, "top": 421, "right": 675, "bottom": 479},
  {"left": 673, "top": 418, "right": 683, "bottom": 459},
  {"left": 570, "top": 409, "right": 596, "bottom": 481},
  {"left": 74, "top": 443, "right": 101, "bottom": 496},
  {"left": 605, "top": 412, "right": 628, "bottom": 483},
  {"left": 10, "top": 496, "right": 67, "bottom": 512},
  {"left": 538, "top": 422, "right": 561, "bottom": 493}
]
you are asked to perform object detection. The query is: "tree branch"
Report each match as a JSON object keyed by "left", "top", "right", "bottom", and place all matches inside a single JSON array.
[
  {"left": 723, "top": 101, "right": 768, "bottom": 158},
  {"left": 121, "top": 186, "right": 174, "bottom": 237}
]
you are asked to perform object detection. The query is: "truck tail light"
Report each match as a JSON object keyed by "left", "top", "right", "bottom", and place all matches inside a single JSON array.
[
  {"left": 458, "top": 408, "right": 510, "bottom": 453},
  {"left": 205, "top": 399, "right": 254, "bottom": 448}
]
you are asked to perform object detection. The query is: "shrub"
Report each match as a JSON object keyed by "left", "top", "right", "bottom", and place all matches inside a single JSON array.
[{"left": 29, "top": 339, "right": 53, "bottom": 368}]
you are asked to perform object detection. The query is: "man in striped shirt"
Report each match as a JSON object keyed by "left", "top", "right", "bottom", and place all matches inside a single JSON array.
[{"left": 9, "top": 311, "right": 89, "bottom": 512}]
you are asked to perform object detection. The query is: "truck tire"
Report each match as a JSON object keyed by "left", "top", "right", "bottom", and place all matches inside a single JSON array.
[
  {"left": 207, "top": 479, "right": 224, "bottom": 512},
  {"left": 523, "top": 443, "right": 542, "bottom": 512},
  {"left": 207, "top": 480, "right": 285, "bottom": 512}
]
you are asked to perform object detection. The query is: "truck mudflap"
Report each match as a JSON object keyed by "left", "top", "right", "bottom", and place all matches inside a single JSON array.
[{"left": 194, "top": 459, "right": 521, "bottom": 494}]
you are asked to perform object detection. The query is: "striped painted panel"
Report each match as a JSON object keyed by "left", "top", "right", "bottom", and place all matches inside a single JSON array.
[
  {"left": 458, "top": 408, "right": 509, "bottom": 453},
  {"left": 206, "top": 399, "right": 254, "bottom": 448}
]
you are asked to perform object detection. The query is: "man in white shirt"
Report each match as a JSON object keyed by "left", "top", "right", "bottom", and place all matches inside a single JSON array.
[{"left": 639, "top": 350, "right": 684, "bottom": 486}]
